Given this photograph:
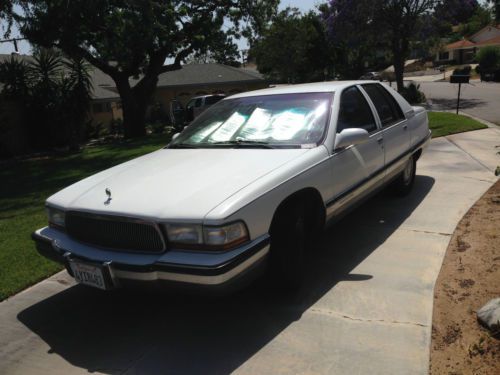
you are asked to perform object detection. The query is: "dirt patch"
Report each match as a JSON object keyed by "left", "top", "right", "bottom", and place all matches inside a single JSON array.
[{"left": 430, "top": 180, "right": 500, "bottom": 374}]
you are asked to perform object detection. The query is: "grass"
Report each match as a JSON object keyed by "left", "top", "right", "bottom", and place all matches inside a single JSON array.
[
  {"left": 428, "top": 112, "right": 487, "bottom": 138},
  {"left": 0, "top": 133, "right": 172, "bottom": 301}
]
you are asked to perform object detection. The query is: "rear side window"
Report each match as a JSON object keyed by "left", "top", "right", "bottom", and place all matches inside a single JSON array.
[
  {"left": 195, "top": 98, "right": 203, "bottom": 107},
  {"left": 337, "top": 86, "right": 377, "bottom": 133},
  {"left": 362, "top": 84, "right": 405, "bottom": 126}
]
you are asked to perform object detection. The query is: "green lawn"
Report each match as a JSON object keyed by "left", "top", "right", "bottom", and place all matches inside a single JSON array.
[
  {"left": 0, "top": 133, "right": 172, "bottom": 301},
  {"left": 428, "top": 111, "right": 487, "bottom": 138}
]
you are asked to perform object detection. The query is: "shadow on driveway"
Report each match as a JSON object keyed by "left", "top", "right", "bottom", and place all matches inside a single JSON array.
[{"left": 17, "top": 175, "right": 435, "bottom": 374}]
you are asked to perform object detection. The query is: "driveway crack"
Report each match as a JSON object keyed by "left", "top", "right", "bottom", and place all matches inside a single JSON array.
[
  {"left": 400, "top": 228, "right": 452, "bottom": 236},
  {"left": 308, "top": 307, "right": 428, "bottom": 328}
]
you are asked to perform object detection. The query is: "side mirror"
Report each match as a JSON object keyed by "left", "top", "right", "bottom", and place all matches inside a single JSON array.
[
  {"left": 334, "top": 128, "right": 370, "bottom": 150},
  {"left": 171, "top": 133, "right": 180, "bottom": 141}
]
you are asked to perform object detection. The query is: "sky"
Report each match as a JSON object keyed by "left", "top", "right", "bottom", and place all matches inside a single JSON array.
[{"left": 0, "top": 0, "right": 322, "bottom": 55}]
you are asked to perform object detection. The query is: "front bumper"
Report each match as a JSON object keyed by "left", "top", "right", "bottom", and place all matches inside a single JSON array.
[{"left": 32, "top": 227, "right": 270, "bottom": 290}]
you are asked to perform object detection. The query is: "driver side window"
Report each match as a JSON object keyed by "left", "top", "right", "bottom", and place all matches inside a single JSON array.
[{"left": 337, "top": 86, "right": 377, "bottom": 133}]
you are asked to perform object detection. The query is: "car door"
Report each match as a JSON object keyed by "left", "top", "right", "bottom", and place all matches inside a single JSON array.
[
  {"left": 360, "top": 84, "right": 410, "bottom": 173},
  {"left": 326, "top": 86, "right": 385, "bottom": 218}
]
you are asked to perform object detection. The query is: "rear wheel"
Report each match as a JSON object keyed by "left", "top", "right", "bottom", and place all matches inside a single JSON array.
[
  {"left": 269, "top": 202, "right": 306, "bottom": 290},
  {"left": 392, "top": 156, "right": 416, "bottom": 196}
]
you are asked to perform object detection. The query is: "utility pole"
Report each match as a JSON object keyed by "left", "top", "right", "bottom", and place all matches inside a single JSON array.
[{"left": 0, "top": 37, "right": 26, "bottom": 53}]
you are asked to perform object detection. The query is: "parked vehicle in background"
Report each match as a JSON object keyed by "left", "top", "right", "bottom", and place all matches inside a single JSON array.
[
  {"left": 169, "top": 99, "right": 185, "bottom": 131},
  {"left": 32, "top": 81, "right": 430, "bottom": 293},
  {"left": 185, "top": 94, "right": 226, "bottom": 123},
  {"left": 359, "top": 71, "right": 382, "bottom": 81}
]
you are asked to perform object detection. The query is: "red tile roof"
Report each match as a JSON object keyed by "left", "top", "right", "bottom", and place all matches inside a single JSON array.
[{"left": 445, "top": 39, "right": 476, "bottom": 50}]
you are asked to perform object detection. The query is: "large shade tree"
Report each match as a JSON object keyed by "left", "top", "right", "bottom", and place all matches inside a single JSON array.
[
  {"left": 251, "top": 8, "right": 336, "bottom": 83},
  {"left": 11, "top": 0, "right": 278, "bottom": 138},
  {"left": 323, "top": 0, "right": 439, "bottom": 91}
]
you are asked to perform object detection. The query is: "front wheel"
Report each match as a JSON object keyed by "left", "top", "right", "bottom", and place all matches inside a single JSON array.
[
  {"left": 392, "top": 156, "right": 416, "bottom": 196},
  {"left": 269, "top": 203, "right": 306, "bottom": 290}
]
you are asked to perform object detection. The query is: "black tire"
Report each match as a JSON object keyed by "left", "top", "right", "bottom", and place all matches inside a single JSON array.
[
  {"left": 392, "top": 156, "right": 416, "bottom": 196},
  {"left": 269, "top": 202, "right": 306, "bottom": 290}
]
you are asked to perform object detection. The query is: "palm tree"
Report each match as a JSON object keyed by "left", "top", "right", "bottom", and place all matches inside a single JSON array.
[
  {"left": 62, "top": 58, "right": 93, "bottom": 150},
  {"left": 0, "top": 55, "right": 29, "bottom": 98}
]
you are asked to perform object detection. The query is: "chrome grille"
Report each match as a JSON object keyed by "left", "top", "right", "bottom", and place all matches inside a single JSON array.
[{"left": 65, "top": 211, "right": 165, "bottom": 253}]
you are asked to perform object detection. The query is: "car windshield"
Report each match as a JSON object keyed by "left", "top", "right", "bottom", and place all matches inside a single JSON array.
[{"left": 169, "top": 92, "right": 332, "bottom": 149}]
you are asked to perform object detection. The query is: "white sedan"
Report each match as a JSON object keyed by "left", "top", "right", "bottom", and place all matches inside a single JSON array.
[{"left": 32, "top": 81, "right": 431, "bottom": 291}]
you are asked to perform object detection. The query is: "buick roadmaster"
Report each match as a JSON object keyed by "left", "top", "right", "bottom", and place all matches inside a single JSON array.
[{"left": 32, "top": 82, "right": 431, "bottom": 291}]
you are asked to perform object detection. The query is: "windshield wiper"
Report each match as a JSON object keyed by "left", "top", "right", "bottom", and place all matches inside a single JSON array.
[
  {"left": 208, "top": 139, "right": 275, "bottom": 148},
  {"left": 167, "top": 143, "right": 200, "bottom": 149}
]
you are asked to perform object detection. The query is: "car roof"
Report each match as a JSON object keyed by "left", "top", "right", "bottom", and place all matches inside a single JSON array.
[
  {"left": 190, "top": 94, "right": 226, "bottom": 100},
  {"left": 228, "top": 81, "right": 376, "bottom": 99}
]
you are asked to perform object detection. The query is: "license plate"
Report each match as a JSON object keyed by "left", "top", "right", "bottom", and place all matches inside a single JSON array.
[{"left": 69, "top": 260, "right": 108, "bottom": 290}]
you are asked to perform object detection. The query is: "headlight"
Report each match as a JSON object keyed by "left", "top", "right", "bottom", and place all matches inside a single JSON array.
[
  {"left": 204, "top": 222, "right": 249, "bottom": 249},
  {"left": 46, "top": 206, "right": 66, "bottom": 229},
  {"left": 164, "top": 221, "right": 249, "bottom": 251},
  {"left": 164, "top": 223, "right": 203, "bottom": 246}
]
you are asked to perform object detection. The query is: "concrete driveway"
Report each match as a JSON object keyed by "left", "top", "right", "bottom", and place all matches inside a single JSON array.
[{"left": 1, "top": 129, "right": 499, "bottom": 375}]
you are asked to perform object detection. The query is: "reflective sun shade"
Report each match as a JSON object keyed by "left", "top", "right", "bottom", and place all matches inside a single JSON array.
[{"left": 170, "top": 93, "right": 333, "bottom": 148}]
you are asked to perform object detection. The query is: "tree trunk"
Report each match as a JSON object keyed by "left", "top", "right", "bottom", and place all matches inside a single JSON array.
[
  {"left": 114, "top": 75, "right": 158, "bottom": 139},
  {"left": 392, "top": 36, "right": 409, "bottom": 93},
  {"left": 121, "top": 94, "right": 148, "bottom": 138},
  {"left": 393, "top": 51, "right": 405, "bottom": 92}
]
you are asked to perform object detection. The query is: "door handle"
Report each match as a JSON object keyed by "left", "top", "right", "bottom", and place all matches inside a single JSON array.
[
  {"left": 403, "top": 124, "right": 408, "bottom": 130},
  {"left": 377, "top": 137, "right": 383, "bottom": 144}
]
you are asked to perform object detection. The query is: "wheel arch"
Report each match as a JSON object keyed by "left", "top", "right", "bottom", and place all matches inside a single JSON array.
[{"left": 269, "top": 187, "right": 326, "bottom": 239}]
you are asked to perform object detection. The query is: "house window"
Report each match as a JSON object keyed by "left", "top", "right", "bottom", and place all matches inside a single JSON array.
[
  {"left": 439, "top": 51, "right": 449, "bottom": 60},
  {"left": 93, "top": 102, "right": 111, "bottom": 113}
]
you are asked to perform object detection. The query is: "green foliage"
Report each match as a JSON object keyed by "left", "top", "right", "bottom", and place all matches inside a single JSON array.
[
  {"left": 0, "top": 49, "right": 93, "bottom": 155},
  {"left": 453, "top": 65, "right": 472, "bottom": 75},
  {"left": 477, "top": 46, "right": 500, "bottom": 71},
  {"left": 0, "top": 133, "right": 171, "bottom": 300},
  {"left": 251, "top": 8, "right": 335, "bottom": 83},
  {"left": 456, "top": 4, "right": 494, "bottom": 36},
  {"left": 400, "top": 83, "right": 426, "bottom": 104},
  {"left": 428, "top": 112, "right": 487, "bottom": 137}
]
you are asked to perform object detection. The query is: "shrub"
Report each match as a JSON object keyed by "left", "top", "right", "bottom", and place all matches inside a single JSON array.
[
  {"left": 477, "top": 46, "right": 500, "bottom": 71},
  {"left": 400, "top": 83, "right": 426, "bottom": 104},
  {"left": 453, "top": 65, "right": 471, "bottom": 75}
]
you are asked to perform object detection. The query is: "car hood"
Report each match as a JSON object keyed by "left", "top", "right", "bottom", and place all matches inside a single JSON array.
[{"left": 47, "top": 148, "right": 310, "bottom": 220}]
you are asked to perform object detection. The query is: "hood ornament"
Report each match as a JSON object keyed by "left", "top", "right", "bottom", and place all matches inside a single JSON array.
[{"left": 104, "top": 188, "right": 112, "bottom": 205}]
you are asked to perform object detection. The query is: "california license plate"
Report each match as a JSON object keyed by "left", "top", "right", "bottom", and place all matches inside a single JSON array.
[{"left": 69, "top": 260, "right": 108, "bottom": 290}]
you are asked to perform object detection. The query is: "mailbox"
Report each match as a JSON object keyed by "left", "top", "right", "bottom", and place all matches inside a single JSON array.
[{"left": 450, "top": 75, "right": 470, "bottom": 84}]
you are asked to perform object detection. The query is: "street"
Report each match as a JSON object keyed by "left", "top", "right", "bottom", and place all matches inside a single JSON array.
[{"left": 414, "top": 81, "right": 500, "bottom": 125}]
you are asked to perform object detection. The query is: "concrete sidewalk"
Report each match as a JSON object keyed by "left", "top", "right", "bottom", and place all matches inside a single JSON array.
[{"left": 0, "top": 129, "right": 499, "bottom": 375}]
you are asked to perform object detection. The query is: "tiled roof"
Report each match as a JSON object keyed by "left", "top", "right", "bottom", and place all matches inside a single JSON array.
[
  {"left": 476, "top": 35, "right": 500, "bottom": 46},
  {"left": 153, "top": 63, "right": 264, "bottom": 88},
  {"left": 445, "top": 39, "right": 476, "bottom": 50}
]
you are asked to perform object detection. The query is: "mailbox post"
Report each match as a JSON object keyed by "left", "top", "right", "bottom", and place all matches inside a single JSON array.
[{"left": 450, "top": 74, "right": 470, "bottom": 115}]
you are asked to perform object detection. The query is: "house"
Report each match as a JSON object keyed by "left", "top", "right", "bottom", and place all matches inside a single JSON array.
[
  {"left": 146, "top": 63, "right": 267, "bottom": 118},
  {"left": 92, "top": 63, "right": 266, "bottom": 127},
  {"left": 88, "top": 67, "right": 123, "bottom": 127},
  {"left": 437, "top": 25, "right": 500, "bottom": 64}
]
